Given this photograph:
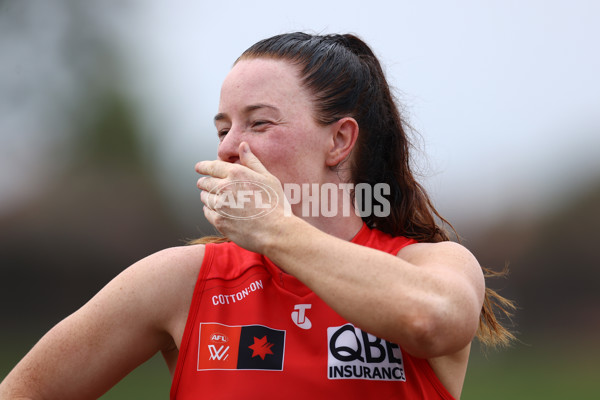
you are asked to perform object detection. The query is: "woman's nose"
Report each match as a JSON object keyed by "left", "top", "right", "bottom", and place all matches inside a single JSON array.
[{"left": 217, "top": 129, "right": 241, "bottom": 163}]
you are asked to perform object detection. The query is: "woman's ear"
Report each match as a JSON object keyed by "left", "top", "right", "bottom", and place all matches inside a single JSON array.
[{"left": 326, "top": 117, "right": 359, "bottom": 167}]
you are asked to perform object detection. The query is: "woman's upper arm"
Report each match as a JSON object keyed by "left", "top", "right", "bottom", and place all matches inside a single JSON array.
[
  {"left": 398, "top": 241, "right": 485, "bottom": 303},
  {"left": 396, "top": 241, "right": 485, "bottom": 355},
  {"left": 0, "top": 245, "right": 204, "bottom": 400}
]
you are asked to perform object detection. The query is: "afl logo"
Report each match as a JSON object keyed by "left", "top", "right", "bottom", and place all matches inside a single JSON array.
[
  {"left": 206, "top": 180, "right": 279, "bottom": 220},
  {"left": 210, "top": 333, "right": 229, "bottom": 343}
]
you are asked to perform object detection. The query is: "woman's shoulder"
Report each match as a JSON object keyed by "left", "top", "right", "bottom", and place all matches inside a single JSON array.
[
  {"left": 96, "top": 245, "right": 208, "bottom": 346},
  {"left": 127, "top": 244, "right": 207, "bottom": 294},
  {"left": 395, "top": 241, "right": 478, "bottom": 266},
  {"left": 99, "top": 244, "right": 207, "bottom": 321},
  {"left": 142, "top": 243, "right": 207, "bottom": 271},
  {"left": 137, "top": 241, "right": 264, "bottom": 286}
]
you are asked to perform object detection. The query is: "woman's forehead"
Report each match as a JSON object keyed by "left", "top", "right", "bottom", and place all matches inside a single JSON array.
[{"left": 219, "top": 58, "right": 311, "bottom": 111}]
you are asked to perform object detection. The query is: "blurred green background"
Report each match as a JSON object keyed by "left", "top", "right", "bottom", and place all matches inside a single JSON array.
[{"left": 1, "top": 1, "right": 598, "bottom": 398}]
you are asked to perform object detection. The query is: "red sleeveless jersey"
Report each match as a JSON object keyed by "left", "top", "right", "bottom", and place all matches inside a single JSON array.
[{"left": 171, "top": 224, "right": 455, "bottom": 399}]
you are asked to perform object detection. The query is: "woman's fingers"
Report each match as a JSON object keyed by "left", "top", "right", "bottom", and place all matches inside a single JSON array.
[
  {"left": 195, "top": 160, "right": 224, "bottom": 178},
  {"left": 195, "top": 143, "right": 267, "bottom": 179},
  {"left": 196, "top": 176, "right": 222, "bottom": 192},
  {"left": 239, "top": 142, "right": 269, "bottom": 174}
]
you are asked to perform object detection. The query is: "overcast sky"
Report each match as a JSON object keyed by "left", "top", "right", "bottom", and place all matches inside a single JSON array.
[{"left": 2, "top": 0, "right": 599, "bottom": 229}]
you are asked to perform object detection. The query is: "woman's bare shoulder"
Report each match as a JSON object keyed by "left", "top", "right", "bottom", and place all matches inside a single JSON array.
[
  {"left": 126, "top": 245, "right": 207, "bottom": 338},
  {"left": 121, "top": 244, "right": 207, "bottom": 310},
  {"left": 133, "top": 244, "right": 206, "bottom": 282},
  {"left": 75, "top": 243, "right": 208, "bottom": 343}
]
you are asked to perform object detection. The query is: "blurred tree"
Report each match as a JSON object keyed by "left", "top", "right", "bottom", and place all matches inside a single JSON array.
[{"left": 0, "top": 0, "right": 183, "bottom": 336}]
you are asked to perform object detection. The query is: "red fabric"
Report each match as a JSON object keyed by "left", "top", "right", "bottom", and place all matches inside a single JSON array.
[{"left": 171, "top": 224, "right": 455, "bottom": 399}]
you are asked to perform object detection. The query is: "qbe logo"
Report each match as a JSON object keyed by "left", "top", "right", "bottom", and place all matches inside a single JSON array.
[{"left": 327, "top": 324, "right": 405, "bottom": 381}]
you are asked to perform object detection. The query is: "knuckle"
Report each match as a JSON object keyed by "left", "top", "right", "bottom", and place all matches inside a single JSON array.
[
  {"left": 229, "top": 166, "right": 244, "bottom": 180},
  {"left": 212, "top": 215, "right": 228, "bottom": 231}
]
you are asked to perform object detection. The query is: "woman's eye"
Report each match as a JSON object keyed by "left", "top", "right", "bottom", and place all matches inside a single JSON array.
[
  {"left": 217, "top": 129, "right": 229, "bottom": 140},
  {"left": 252, "top": 120, "right": 269, "bottom": 129}
]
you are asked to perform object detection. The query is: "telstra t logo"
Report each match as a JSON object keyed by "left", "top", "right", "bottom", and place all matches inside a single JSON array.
[{"left": 291, "top": 304, "right": 312, "bottom": 329}]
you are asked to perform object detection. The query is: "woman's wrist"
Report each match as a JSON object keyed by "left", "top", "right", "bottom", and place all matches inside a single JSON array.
[{"left": 260, "top": 213, "right": 309, "bottom": 261}]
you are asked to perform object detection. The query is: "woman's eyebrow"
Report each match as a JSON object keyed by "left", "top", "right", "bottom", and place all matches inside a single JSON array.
[
  {"left": 214, "top": 112, "right": 228, "bottom": 123},
  {"left": 244, "top": 103, "right": 280, "bottom": 114}
]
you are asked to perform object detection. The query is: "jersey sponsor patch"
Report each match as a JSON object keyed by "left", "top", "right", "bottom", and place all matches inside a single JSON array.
[
  {"left": 327, "top": 324, "right": 406, "bottom": 381},
  {"left": 198, "top": 323, "right": 285, "bottom": 371}
]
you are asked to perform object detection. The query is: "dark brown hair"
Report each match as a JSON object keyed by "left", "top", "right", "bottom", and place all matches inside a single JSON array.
[{"left": 195, "top": 32, "right": 515, "bottom": 347}]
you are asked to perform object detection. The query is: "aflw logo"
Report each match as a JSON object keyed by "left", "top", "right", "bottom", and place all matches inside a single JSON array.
[
  {"left": 208, "top": 345, "right": 230, "bottom": 361},
  {"left": 198, "top": 323, "right": 286, "bottom": 371}
]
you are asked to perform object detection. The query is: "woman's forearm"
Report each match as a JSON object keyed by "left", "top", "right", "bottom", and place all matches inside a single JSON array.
[{"left": 263, "top": 217, "right": 484, "bottom": 358}]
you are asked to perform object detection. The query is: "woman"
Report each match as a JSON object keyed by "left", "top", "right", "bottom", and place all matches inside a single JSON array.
[{"left": 0, "top": 33, "right": 513, "bottom": 399}]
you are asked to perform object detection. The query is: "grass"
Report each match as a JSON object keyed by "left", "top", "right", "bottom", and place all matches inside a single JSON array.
[
  {"left": 100, "top": 353, "right": 170, "bottom": 399},
  {"left": 462, "top": 341, "right": 599, "bottom": 400}
]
